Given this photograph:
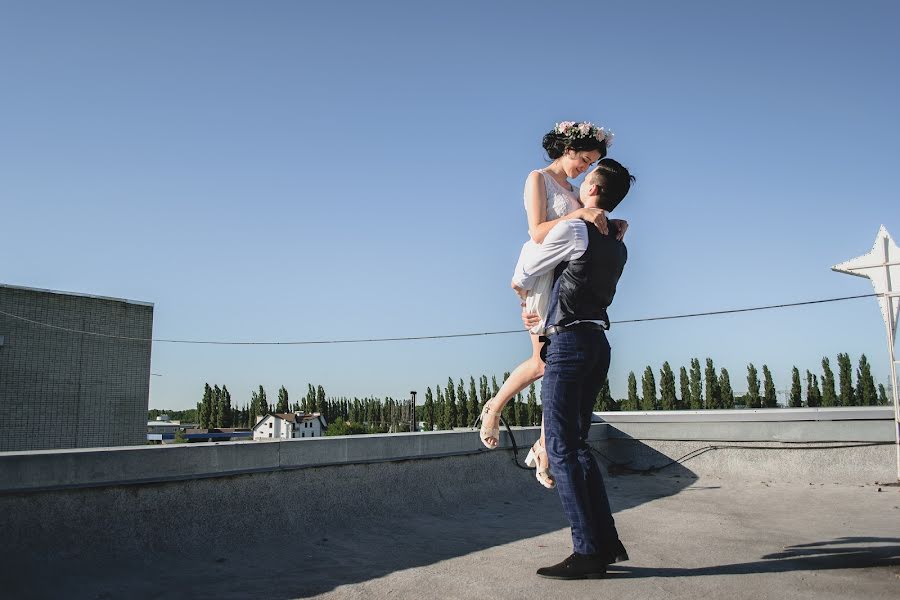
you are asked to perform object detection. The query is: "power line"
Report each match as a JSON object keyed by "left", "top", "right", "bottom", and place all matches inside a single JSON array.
[{"left": 0, "top": 293, "right": 879, "bottom": 346}]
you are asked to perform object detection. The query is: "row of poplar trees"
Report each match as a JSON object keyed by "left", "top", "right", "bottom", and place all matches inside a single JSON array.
[
  {"left": 614, "top": 353, "right": 890, "bottom": 412},
  {"left": 183, "top": 353, "right": 890, "bottom": 430}
]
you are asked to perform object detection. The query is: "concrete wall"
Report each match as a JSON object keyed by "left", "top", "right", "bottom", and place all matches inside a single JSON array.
[
  {"left": 0, "top": 284, "right": 153, "bottom": 451},
  {"left": 0, "top": 415, "right": 896, "bottom": 584}
]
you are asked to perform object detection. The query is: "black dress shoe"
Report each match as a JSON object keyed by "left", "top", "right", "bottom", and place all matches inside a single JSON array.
[
  {"left": 606, "top": 539, "right": 629, "bottom": 564},
  {"left": 536, "top": 553, "right": 607, "bottom": 580}
]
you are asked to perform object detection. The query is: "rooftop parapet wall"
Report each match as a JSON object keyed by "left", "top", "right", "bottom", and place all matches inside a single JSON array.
[{"left": 0, "top": 407, "right": 894, "bottom": 494}]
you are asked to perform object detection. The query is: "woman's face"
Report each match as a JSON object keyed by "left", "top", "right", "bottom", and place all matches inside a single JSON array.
[{"left": 561, "top": 149, "right": 602, "bottom": 179}]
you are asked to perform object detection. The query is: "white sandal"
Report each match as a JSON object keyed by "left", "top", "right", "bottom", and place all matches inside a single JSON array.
[
  {"left": 477, "top": 400, "right": 503, "bottom": 449},
  {"left": 524, "top": 439, "right": 555, "bottom": 489}
]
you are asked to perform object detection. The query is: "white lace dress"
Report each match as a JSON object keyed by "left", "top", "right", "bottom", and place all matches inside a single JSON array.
[{"left": 513, "top": 169, "right": 581, "bottom": 334}]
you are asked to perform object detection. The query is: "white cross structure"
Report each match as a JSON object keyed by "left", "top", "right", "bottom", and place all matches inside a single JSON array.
[{"left": 832, "top": 225, "right": 900, "bottom": 480}]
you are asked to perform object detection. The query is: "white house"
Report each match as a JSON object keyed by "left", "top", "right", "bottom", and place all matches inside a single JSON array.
[{"left": 252, "top": 412, "right": 328, "bottom": 440}]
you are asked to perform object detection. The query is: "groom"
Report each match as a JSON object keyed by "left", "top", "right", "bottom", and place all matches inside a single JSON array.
[{"left": 512, "top": 158, "right": 634, "bottom": 579}]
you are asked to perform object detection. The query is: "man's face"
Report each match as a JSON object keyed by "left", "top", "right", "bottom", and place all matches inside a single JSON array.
[{"left": 579, "top": 172, "right": 602, "bottom": 208}]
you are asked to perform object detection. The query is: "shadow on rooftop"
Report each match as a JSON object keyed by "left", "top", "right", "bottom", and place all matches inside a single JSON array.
[
  {"left": 607, "top": 536, "right": 900, "bottom": 579},
  {"left": 2, "top": 435, "right": 697, "bottom": 600}
]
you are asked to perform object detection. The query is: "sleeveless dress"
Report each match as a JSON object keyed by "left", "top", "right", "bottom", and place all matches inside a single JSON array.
[{"left": 514, "top": 169, "right": 581, "bottom": 334}]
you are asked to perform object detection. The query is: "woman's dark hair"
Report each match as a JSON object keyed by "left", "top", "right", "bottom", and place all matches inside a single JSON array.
[{"left": 542, "top": 130, "right": 608, "bottom": 160}]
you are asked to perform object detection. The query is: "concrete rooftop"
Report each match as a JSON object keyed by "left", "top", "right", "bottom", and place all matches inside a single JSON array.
[{"left": 7, "top": 456, "right": 900, "bottom": 600}]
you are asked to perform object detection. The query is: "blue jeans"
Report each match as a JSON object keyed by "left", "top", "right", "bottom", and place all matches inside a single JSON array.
[{"left": 541, "top": 328, "right": 619, "bottom": 555}]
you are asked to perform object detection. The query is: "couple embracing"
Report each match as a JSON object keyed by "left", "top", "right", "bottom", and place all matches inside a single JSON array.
[{"left": 477, "top": 121, "right": 635, "bottom": 579}]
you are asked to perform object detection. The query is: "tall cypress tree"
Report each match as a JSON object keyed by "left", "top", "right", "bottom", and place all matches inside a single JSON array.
[
  {"left": 719, "top": 368, "right": 735, "bottom": 408},
  {"left": 435, "top": 386, "right": 445, "bottom": 430},
  {"left": 789, "top": 367, "right": 802, "bottom": 407},
  {"left": 276, "top": 386, "right": 289, "bottom": 413},
  {"left": 837, "top": 353, "right": 855, "bottom": 406},
  {"left": 856, "top": 354, "right": 877, "bottom": 406},
  {"left": 527, "top": 383, "right": 539, "bottom": 424},
  {"left": 821, "top": 357, "right": 837, "bottom": 406},
  {"left": 468, "top": 377, "right": 479, "bottom": 425},
  {"left": 445, "top": 377, "right": 458, "bottom": 428},
  {"left": 762, "top": 365, "right": 777, "bottom": 408},
  {"left": 626, "top": 371, "right": 639, "bottom": 411},
  {"left": 200, "top": 383, "right": 213, "bottom": 428},
  {"left": 316, "top": 385, "right": 326, "bottom": 417},
  {"left": 877, "top": 384, "right": 888, "bottom": 406},
  {"left": 595, "top": 378, "right": 616, "bottom": 412},
  {"left": 641, "top": 366, "right": 657, "bottom": 410},
  {"left": 746, "top": 363, "right": 761, "bottom": 408},
  {"left": 805, "top": 371, "right": 819, "bottom": 407},
  {"left": 659, "top": 362, "right": 677, "bottom": 410},
  {"left": 457, "top": 378, "right": 468, "bottom": 429},
  {"left": 479, "top": 375, "right": 490, "bottom": 406},
  {"left": 678, "top": 366, "right": 690, "bottom": 411},
  {"left": 211, "top": 385, "right": 221, "bottom": 427},
  {"left": 689, "top": 358, "right": 703, "bottom": 409},
  {"left": 704, "top": 358, "right": 721, "bottom": 409},
  {"left": 221, "top": 386, "right": 233, "bottom": 427}
]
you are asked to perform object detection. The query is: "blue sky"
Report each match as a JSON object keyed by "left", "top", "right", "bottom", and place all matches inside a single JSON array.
[{"left": 2, "top": 1, "right": 898, "bottom": 410}]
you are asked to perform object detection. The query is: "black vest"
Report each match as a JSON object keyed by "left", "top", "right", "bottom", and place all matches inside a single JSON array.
[{"left": 545, "top": 223, "right": 628, "bottom": 329}]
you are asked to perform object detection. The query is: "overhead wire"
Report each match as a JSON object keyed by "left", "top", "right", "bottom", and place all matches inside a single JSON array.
[{"left": 0, "top": 293, "right": 879, "bottom": 346}]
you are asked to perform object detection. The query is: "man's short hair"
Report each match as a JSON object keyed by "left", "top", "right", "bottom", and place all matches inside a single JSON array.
[{"left": 589, "top": 158, "right": 635, "bottom": 211}]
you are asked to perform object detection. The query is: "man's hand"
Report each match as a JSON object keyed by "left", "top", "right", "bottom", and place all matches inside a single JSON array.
[
  {"left": 521, "top": 306, "right": 541, "bottom": 330},
  {"left": 610, "top": 218, "right": 629, "bottom": 241},
  {"left": 580, "top": 207, "right": 608, "bottom": 235}
]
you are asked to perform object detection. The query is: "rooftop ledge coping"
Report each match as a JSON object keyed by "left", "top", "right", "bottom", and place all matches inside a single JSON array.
[{"left": 0, "top": 406, "right": 894, "bottom": 494}]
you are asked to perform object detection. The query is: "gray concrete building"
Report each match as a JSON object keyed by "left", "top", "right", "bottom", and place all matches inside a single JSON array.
[{"left": 0, "top": 283, "right": 153, "bottom": 451}]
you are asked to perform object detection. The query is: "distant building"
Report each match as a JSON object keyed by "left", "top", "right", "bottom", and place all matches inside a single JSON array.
[
  {"left": 253, "top": 412, "right": 328, "bottom": 440},
  {"left": 0, "top": 284, "right": 153, "bottom": 451}
]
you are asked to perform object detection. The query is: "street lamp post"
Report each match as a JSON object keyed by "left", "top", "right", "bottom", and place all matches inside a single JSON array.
[{"left": 832, "top": 225, "right": 900, "bottom": 481}]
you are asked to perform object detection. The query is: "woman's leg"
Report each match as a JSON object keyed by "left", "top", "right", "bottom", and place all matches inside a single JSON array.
[{"left": 481, "top": 334, "right": 545, "bottom": 446}]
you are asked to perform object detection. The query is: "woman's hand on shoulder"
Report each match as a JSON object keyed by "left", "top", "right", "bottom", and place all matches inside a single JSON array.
[
  {"left": 610, "top": 218, "right": 629, "bottom": 241},
  {"left": 579, "top": 207, "right": 609, "bottom": 235}
]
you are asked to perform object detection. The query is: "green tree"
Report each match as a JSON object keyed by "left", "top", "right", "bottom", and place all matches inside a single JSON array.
[
  {"left": 527, "top": 383, "right": 540, "bottom": 424},
  {"left": 211, "top": 385, "right": 221, "bottom": 427},
  {"left": 219, "top": 385, "right": 233, "bottom": 427},
  {"left": 789, "top": 367, "right": 802, "bottom": 408},
  {"left": 821, "top": 357, "right": 837, "bottom": 406},
  {"left": 641, "top": 366, "right": 657, "bottom": 410},
  {"left": 877, "top": 383, "right": 889, "bottom": 406},
  {"left": 719, "top": 368, "right": 735, "bottom": 408},
  {"left": 457, "top": 378, "right": 469, "bottom": 428},
  {"left": 678, "top": 366, "right": 690, "bottom": 411},
  {"left": 479, "top": 375, "right": 490, "bottom": 406},
  {"left": 856, "top": 354, "right": 877, "bottom": 406},
  {"left": 625, "top": 371, "right": 639, "bottom": 411},
  {"left": 445, "top": 377, "right": 458, "bottom": 428},
  {"left": 435, "top": 386, "right": 446, "bottom": 430},
  {"left": 705, "top": 358, "right": 721, "bottom": 409},
  {"left": 316, "top": 385, "right": 326, "bottom": 416},
  {"left": 659, "top": 362, "right": 677, "bottom": 410},
  {"left": 199, "top": 383, "right": 213, "bottom": 428},
  {"left": 806, "top": 371, "right": 820, "bottom": 407},
  {"left": 468, "top": 377, "right": 479, "bottom": 426},
  {"left": 276, "top": 386, "right": 289, "bottom": 413},
  {"left": 689, "top": 358, "right": 703, "bottom": 409},
  {"left": 304, "top": 384, "right": 316, "bottom": 413},
  {"left": 837, "top": 353, "right": 855, "bottom": 406},
  {"left": 762, "top": 365, "right": 777, "bottom": 408},
  {"left": 746, "top": 363, "right": 761, "bottom": 408},
  {"left": 595, "top": 378, "right": 616, "bottom": 412}
]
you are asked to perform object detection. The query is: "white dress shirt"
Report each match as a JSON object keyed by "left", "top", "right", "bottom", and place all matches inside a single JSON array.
[{"left": 512, "top": 220, "right": 600, "bottom": 333}]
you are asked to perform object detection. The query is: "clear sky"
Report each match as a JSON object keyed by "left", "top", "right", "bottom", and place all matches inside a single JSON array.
[{"left": 2, "top": 1, "right": 898, "bottom": 410}]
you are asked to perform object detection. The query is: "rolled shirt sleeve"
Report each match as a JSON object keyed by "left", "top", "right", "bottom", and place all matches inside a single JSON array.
[{"left": 511, "top": 220, "right": 589, "bottom": 290}]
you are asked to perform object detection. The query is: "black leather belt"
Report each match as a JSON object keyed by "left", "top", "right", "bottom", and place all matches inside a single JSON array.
[{"left": 543, "top": 322, "right": 607, "bottom": 337}]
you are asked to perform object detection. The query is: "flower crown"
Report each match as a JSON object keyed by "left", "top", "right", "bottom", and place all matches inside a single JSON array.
[{"left": 554, "top": 121, "right": 614, "bottom": 148}]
